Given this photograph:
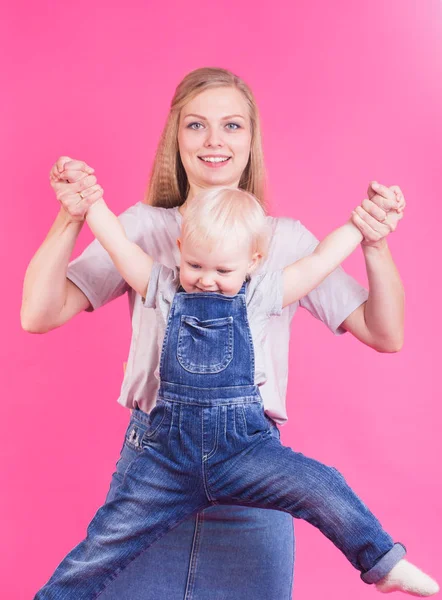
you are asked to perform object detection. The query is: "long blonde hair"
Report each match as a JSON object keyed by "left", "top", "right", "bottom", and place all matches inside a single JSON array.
[{"left": 145, "top": 67, "right": 267, "bottom": 209}]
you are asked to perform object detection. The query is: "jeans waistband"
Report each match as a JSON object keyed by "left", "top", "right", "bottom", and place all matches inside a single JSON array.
[{"left": 158, "top": 381, "right": 262, "bottom": 405}]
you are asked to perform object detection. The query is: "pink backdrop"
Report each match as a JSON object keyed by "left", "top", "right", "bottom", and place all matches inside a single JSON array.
[{"left": 2, "top": 1, "right": 441, "bottom": 598}]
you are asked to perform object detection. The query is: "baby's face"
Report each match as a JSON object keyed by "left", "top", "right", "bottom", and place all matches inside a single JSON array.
[{"left": 178, "top": 237, "right": 260, "bottom": 296}]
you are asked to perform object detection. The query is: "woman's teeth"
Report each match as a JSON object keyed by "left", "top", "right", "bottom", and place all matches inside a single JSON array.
[{"left": 200, "top": 157, "right": 230, "bottom": 163}]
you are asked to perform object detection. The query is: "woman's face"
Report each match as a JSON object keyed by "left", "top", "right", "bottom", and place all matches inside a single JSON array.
[{"left": 178, "top": 87, "right": 252, "bottom": 200}]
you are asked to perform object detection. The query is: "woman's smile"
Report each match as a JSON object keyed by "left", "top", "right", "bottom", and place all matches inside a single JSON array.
[{"left": 198, "top": 154, "right": 232, "bottom": 168}]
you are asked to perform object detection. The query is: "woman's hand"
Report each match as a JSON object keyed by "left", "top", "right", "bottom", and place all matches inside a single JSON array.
[
  {"left": 351, "top": 182, "right": 406, "bottom": 248},
  {"left": 50, "top": 156, "right": 103, "bottom": 222}
]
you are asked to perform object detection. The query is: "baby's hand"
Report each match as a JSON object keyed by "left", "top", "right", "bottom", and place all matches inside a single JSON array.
[
  {"left": 391, "top": 186, "right": 406, "bottom": 213},
  {"left": 351, "top": 182, "right": 406, "bottom": 247},
  {"left": 49, "top": 156, "right": 103, "bottom": 222}
]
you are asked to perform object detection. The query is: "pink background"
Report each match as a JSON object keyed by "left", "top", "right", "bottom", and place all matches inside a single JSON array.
[{"left": 2, "top": 1, "right": 441, "bottom": 598}]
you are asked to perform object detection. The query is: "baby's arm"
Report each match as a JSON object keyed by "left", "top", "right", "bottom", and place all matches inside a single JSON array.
[
  {"left": 282, "top": 219, "right": 363, "bottom": 307},
  {"left": 85, "top": 198, "right": 153, "bottom": 299}
]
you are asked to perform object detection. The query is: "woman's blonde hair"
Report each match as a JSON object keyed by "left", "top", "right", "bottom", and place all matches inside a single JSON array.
[
  {"left": 181, "top": 187, "right": 270, "bottom": 260},
  {"left": 145, "top": 67, "right": 266, "bottom": 209}
]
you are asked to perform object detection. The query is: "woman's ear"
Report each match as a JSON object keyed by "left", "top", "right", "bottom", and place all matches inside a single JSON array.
[{"left": 248, "top": 252, "right": 262, "bottom": 274}]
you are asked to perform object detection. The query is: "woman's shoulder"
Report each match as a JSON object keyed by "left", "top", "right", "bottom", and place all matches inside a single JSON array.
[
  {"left": 138, "top": 202, "right": 180, "bottom": 222},
  {"left": 125, "top": 202, "right": 181, "bottom": 238},
  {"left": 266, "top": 214, "right": 302, "bottom": 235},
  {"left": 140, "top": 202, "right": 181, "bottom": 227},
  {"left": 108, "top": 202, "right": 179, "bottom": 244},
  {"left": 266, "top": 215, "right": 319, "bottom": 262}
]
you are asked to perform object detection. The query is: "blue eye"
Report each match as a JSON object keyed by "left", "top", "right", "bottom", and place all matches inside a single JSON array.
[
  {"left": 188, "top": 122, "right": 203, "bottom": 130},
  {"left": 188, "top": 263, "right": 201, "bottom": 269},
  {"left": 226, "top": 123, "right": 240, "bottom": 130},
  {"left": 217, "top": 269, "right": 231, "bottom": 274}
]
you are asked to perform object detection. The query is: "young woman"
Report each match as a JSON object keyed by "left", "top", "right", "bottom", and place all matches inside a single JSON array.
[{"left": 22, "top": 67, "right": 405, "bottom": 599}]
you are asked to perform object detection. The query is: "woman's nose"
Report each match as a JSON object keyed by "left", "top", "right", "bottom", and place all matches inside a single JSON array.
[{"left": 204, "top": 127, "right": 224, "bottom": 148}]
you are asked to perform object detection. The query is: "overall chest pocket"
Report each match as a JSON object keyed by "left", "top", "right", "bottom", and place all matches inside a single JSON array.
[{"left": 177, "top": 315, "right": 234, "bottom": 374}]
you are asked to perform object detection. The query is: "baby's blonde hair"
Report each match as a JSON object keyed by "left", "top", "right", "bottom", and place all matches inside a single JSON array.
[{"left": 181, "top": 187, "right": 270, "bottom": 259}]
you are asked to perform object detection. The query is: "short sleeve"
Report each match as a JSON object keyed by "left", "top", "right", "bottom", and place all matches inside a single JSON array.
[
  {"left": 66, "top": 202, "right": 143, "bottom": 312},
  {"left": 142, "top": 263, "right": 178, "bottom": 309},
  {"left": 271, "top": 217, "right": 369, "bottom": 334},
  {"left": 247, "top": 270, "right": 284, "bottom": 318}
]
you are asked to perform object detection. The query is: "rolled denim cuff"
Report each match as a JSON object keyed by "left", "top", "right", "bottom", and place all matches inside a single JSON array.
[{"left": 361, "top": 542, "right": 407, "bottom": 584}]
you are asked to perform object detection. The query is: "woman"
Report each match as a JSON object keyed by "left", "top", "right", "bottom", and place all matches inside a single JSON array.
[{"left": 22, "top": 67, "right": 405, "bottom": 599}]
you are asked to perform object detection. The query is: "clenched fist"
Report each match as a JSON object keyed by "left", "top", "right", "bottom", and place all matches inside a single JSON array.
[{"left": 50, "top": 156, "right": 104, "bottom": 222}]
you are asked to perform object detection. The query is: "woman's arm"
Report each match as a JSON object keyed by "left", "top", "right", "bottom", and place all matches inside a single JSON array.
[
  {"left": 341, "top": 183, "right": 406, "bottom": 352},
  {"left": 341, "top": 240, "right": 405, "bottom": 352},
  {"left": 21, "top": 158, "right": 102, "bottom": 333},
  {"left": 282, "top": 220, "right": 363, "bottom": 307},
  {"left": 85, "top": 199, "right": 153, "bottom": 299},
  {"left": 21, "top": 210, "right": 90, "bottom": 333}
]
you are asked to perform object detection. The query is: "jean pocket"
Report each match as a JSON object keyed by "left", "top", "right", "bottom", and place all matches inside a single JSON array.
[
  {"left": 141, "top": 402, "right": 170, "bottom": 444},
  {"left": 240, "top": 403, "right": 271, "bottom": 439},
  {"left": 177, "top": 315, "right": 234, "bottom": 374}
]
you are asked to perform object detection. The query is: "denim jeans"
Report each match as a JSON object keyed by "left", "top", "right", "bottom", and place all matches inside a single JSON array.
[
  {"left": 98, "top": 408, "right": 295, "bottom": 600},
  {"left": 36, "top": 280, "right": 405, "bottom": 599}
]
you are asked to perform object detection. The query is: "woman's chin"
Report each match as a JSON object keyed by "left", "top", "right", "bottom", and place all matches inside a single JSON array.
[{"left": 200, "top": 173, "right": 238, "bottom": 188}]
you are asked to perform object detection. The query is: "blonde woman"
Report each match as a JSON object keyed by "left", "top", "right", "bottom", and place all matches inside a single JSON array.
[{"left": 22, "top": 68, "right": 405, "bottom": 599}]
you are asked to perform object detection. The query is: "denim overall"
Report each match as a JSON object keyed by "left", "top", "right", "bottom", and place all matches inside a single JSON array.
[{"left": 36, "top": 281, "right": 405, "bottom": 599}]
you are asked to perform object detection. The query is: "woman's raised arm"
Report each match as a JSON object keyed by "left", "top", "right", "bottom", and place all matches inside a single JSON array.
[{"left": 20, "top": 157, "right": 102, "bottom": 333}]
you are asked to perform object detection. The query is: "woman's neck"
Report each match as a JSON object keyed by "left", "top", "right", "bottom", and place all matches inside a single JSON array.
[{"left": 179, "top": 180, "right": 242, "bottom": 216}]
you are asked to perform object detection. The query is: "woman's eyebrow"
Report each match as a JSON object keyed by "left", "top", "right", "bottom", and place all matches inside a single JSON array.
[
  {"left": 182, "top": 113, "right": 206, "bottom": 121},
  {"left": 221, "top": 114, "right": 246, "bottom": 121},
  {"left": 183, "top": 113, "right": 246, "bottom": 121}
]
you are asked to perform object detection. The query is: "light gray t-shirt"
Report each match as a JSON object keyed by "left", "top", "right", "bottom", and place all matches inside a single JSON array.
[
  {"left": 144, "top": 262, "right": 284, "bottom": 387},
  {"left": 67, "top": 202, "right": 368, "bottom": 424}
]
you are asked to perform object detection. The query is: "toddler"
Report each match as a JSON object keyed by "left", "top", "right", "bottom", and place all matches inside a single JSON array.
[{"left": 36, "top": 187, "right": 439, "bottom": 599}]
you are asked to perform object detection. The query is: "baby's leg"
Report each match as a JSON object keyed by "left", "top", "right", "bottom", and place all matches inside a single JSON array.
[
  {"left": 35, "top": 446, "right": 208, "bottom": 599},
  {"left": 213, "top": 433, "right": 438, "bottom": 593},
  {"left": 375, "top": 559, "right": 439, "bottom": 596}
]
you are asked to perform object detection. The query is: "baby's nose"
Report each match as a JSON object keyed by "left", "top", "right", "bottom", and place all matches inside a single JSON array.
[{"left": 200, "top": 275, "right": 214, "bottom": 287}]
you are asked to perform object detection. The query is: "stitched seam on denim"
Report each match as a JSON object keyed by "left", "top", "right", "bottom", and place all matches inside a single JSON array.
[
  {"left": 240, "top": 404, "right": 248, "bottom": 434},
  {"left": 158, "top": 397, "right": 262, "bottom": 406},
  {"left": 184, "top": 511, "right": 205, "bottom": 600},
  {"left": 181, "top": 315, "right": 233, "bottom": 326},
  {"left": 159, "top": 387, "right": 259, "bottom": 399},
  {"left": 201, "top": 414, "right": 214, "bottom": 502},
  {"left": 141, "top": 406, "right": 168, "bottom": 443},
  {"left": 177, "top": 320, "right": 233, "bottom": 373},
  {"left": 162, "top": 382, "right": 257, "bottom": 390},
  {"left": 92, "top": 503, "right": 209, "bottom": 600},
  {"left": 287, "top": 520, "right": 295, "bottom": 599},
  {"left": 241, "top": 295, "right": 255, "bottom": 382},
  {"left": 178, "top": 401, "right": 183, "bottom": 432},
  {"left": 204, "top": 408, "right": 220, "bottom": 462},
  {"left": 158, "top": 301, "right": 175, "bottom": 379}
]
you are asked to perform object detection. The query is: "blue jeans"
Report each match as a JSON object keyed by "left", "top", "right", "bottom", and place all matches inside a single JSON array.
[
  {"left": 35, "top": 279, "right": 405, "bottom": 599},
  {"left": 98, "top": 409, "right": 295, "bottom": 600},
  {"left": 35, "top": 396, "right": 405, "bottom": 599}
]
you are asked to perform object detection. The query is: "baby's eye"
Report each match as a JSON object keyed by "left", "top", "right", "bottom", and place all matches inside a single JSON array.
[
  {"left": 217, "top": 269, "right": 232, "bottom": 275},
  {"left": 188, "top": 263, "right": 201, "bottom": 269},
  {"left": 188, "top": 122, "right": 204, "bottom": 130}
]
